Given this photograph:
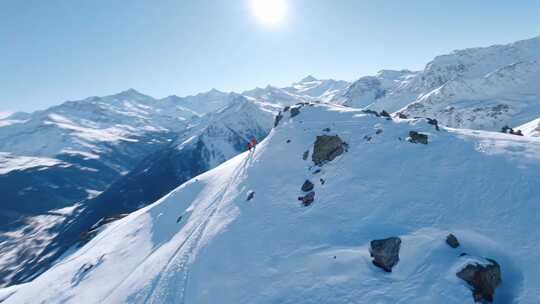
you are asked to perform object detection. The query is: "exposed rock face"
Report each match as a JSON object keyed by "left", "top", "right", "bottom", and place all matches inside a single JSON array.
[
  {"left": 380, "top": 110, "right": 391, "bottom": 118},
  {"left": 369, "top": 237, "right": 401, "bottom": 272},
  {"left": 290, "top": 107, "right": 301, "bottom": 117},
  {"left": 457, "top": 260, "right": 501, "bottom": 303},
  {"left": 409, "top": 131, "right": 428, "bottom": 145},
  {"left": 323, "top": 128, "right": 331, "bottom": 132},
  {"left": 446, "top": 234, "right": 460, "bottom": 248},
  {"left": 312, "top": 135, "right": 346, "bottom": 165},
  {"left": 247, "top": 191, "right": 255, "bottom": 201},
  {"left": 301, "top": 180, "right": 314, "bottom": 192},
  {"left": 298, "top": 191, "right": 315, "bottom": 206}
]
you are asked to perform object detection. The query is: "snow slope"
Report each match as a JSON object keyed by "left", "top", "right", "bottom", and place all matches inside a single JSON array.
[
  {"left": 6, "top": 103, "right": 540, "bottom": 303},
  {"left": 517, "top": 117, "right": 540, "bottom": 137}
]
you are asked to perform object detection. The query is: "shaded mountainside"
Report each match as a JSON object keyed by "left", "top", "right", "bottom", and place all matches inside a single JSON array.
[
  {"left": 5, "top": 103, "right": 540, "bottom": 303},
  {"left": 0, "top": 96, "right": 276, "bottom": 288}
]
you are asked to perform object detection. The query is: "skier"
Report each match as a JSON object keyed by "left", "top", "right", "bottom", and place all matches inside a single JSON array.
[{"left": 247, "top": 141, "right": 253, "bottom": 152}]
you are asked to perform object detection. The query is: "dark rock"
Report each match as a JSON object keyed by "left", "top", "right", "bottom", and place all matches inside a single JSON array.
[
  {"left": 274, "top": 111, "right": 283, "bottom": 127},
  {"left": 361, "top": 109, "right": 380, "bottom": 117},
  {"left": 446, "top": 234, "right": 460, "bottom": 248},
  {"left": 380, "top": 110, "right": 391, "bottom": 118},
  {"left": 460, "top": 253, "right": 468, "bottom": 257},
  {"left": 298, "top": 191, "right": 315, "bottom": 206},
  {"left": 283, "top": 106, "right": 290, "bottom": 112},
  {"left": 513, "top": 129, "right": 524, "bottom": 136},
  {"left": 312, "top": 135, "right": 346, "bottom": 166},
  {"left": 427, "top": 118, "right": 440, "bottom": 131},
  {"left": 457, "top": 260, "right": 502, "bottom": 303},
  {"left": 302, "top": 150, "right": 310, "bottom": 161},
  {"left": 176, "top": 215, "right": 183, "bottom": 223},
  {"left": 320, "top": 178, "right": 325, "bottom": 185},
  {"left": 409, "top": 131, "right": 428, "bottom": 145},
  {"left": 290, "top": 107, "right": 301, "bottom": 117},
  {"left": 323, "top": 128, "right": 331, "bottom": 132},
  {"left": 375, "top": 129, "right": 383, "bottom": 135},
  {"left": 397, "top": 113, "right": 408, "bottom": 119},
  {"left": 301, "top": 180, "right": 314, "bottom": 192},
  {"left": 501, "top": 125, "right": 512, "bottom": 134},
  {"left": 247, "top": 191, "right": 255, "bottom": 201},
  {"left": 370, "top": 237, "right": 401, "bottom": 272},
  {"left": 286, "top": 139, "right": 291, "bottom": 143},
  {"left": 364, "top": 135, "right": 372, "bottom": 142},
  {"left": 312, "top": 169, "right": 321, "bottom": 174}
]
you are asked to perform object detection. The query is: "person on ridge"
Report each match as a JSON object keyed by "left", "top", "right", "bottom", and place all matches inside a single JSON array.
[
  {"left": 250, "top": 137, "right": 258, "bottom": 150},
  {"left": 247, "top": 141, "right": 253, "bottom": 152}
]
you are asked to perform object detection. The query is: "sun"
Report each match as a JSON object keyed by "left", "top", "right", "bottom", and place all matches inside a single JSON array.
[{"left": 250, "top": 0, "right": 288, "bottom": 26}]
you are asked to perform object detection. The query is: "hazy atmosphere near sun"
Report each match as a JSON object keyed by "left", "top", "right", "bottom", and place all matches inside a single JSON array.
[{"left": 1, "top": 0, "right": 540, "bottom": 112}]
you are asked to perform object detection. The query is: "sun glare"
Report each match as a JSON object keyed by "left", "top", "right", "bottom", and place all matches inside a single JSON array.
[{"left": 251, "top": 0, "right": 287, "bottom": 26}]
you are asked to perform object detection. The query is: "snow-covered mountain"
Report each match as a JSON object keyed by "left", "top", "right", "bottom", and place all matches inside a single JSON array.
[
  {"left": 244, "top": 76, "right": 349, "bottom": 105},
  {"left": 0, "top": 93, "right": 277, "bottom": 288},
  {"left": 5, "top": 103, "right": 539, "bottom": 303},
  {"left": 336, "top": 37, "right": 540, "bottom": 131},
  {"left": 160, "top": 89, "right": 234, "bottom": 116}
]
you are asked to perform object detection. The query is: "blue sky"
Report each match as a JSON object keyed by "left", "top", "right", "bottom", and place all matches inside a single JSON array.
[{"left": 1, "top": 0, "right": 540, "bottom": 112}]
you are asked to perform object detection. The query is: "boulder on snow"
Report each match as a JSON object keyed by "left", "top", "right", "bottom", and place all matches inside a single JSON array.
[
  {"left": 302, "top": 150, "right": 310, "bottom": 161},
  {"left": 298, "top": 191, "right": 315, "bottom": 206},
  {"left": 457, "top": 259, "right": 501, "bottom": 303},
  {"left": 290, "top": 107, "right": 301, "bottom": 117},
  {"left": 312, "top": 135, "right": 346, "bottom": 165},
  {"left": 446, "top": 234, "right": 460, "bottom": 248},
  {"left": 247, "top": 191, "right": 255, "bottom": 201},
  {"left": 283, "top": 106, "right": 290, "bottom": 112},
  {"left": 409, "top": 131, "right": 428, "bottom": 145},
  {"left": 362, "top": 109, "right": 380, "bottom": 117},
  {"left": 370, "top": 237, "right": 401, "bottom": 272},
  {"left": 323, "top": 127, "right": 331, "bottom": 132},
  {"left": 301, "top": 180, "right": 314, "bottom": 192}
]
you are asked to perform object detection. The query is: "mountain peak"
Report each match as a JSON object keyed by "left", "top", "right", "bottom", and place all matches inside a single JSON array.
[{"left": 300, "top": 75, "right": 318, "bottom": 82}]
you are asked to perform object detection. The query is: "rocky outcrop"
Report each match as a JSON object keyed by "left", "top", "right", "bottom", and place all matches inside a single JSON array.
[
  {"left": 312, "top": 135, "right": 347, "bottom": 165},
  {"left": 298, "top": 191, "right": 315, "bottom": 207},
  {"left": 409, "top": 131, "right": 428, "bottom": 145},
  {"left": 301, "top": 180, "right": 314, "bottom": 192},
  {"left": 446, "top": 234, "right": 460, "bottom": 248},
  {"left": 274, "top": 111, "right": 283, "bottom": 127},
  {"left": 290, "top": 107, "right": 301, "bottom": 117},
  {"left": 457, "top": 259, "right": 501, "bottom": 303},
  {"left": 369, "top": 237, "right": 401, "bottom": 272}
]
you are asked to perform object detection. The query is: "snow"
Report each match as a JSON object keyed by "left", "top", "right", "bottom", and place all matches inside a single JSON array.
[
  {"left": 0, "top": 111, "right": 12, "bottom": 119},
  {"left": 6, "top": 104, "right": 540, "bottom": 303},
  {"left": 516, "top": 117, "right": 540, "bottom": 137},
  {"left": 0, "top": 153, "right": 68, "bottom": 174}
]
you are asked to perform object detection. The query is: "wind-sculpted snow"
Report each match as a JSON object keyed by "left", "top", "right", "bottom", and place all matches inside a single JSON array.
[{"left": 6, "top": 104, "right": 540, "bottom": 303}]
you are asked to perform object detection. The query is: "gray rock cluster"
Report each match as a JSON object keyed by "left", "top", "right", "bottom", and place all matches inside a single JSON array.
[{"left": 369, "top": 237, "right": 402, "bottom": 272}]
